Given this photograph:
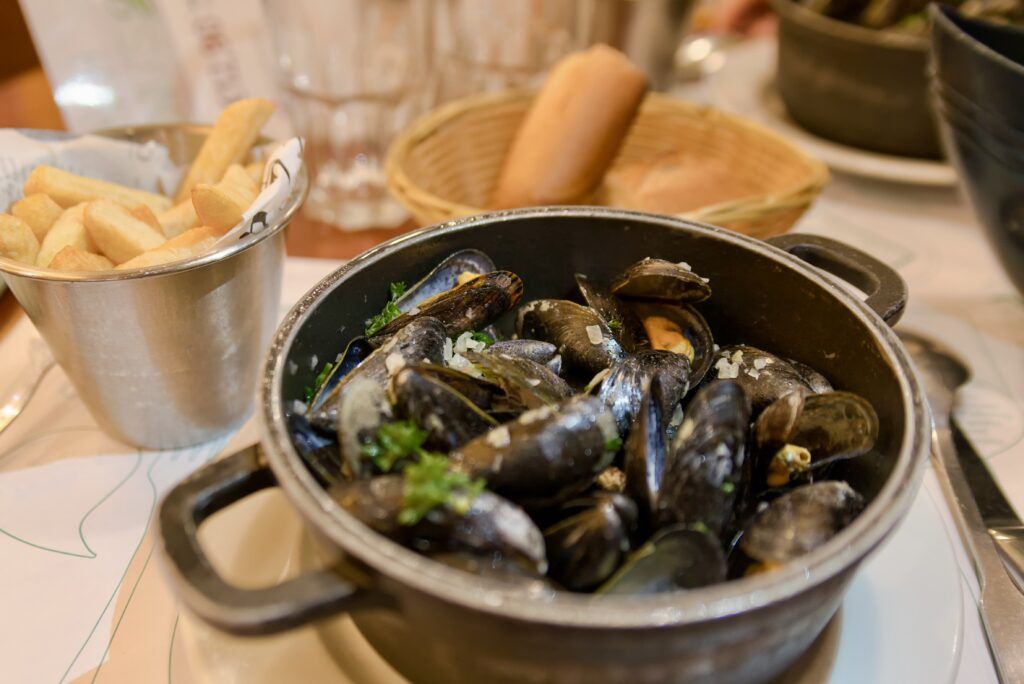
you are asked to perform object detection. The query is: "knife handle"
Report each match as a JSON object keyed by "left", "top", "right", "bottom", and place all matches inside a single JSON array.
[{"left": 933, "top": 427, "right": 1024, "bottom": 683}]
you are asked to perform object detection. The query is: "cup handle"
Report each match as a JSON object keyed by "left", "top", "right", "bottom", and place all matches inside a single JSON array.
[
  {"left": 766, "top": 233, "right": 908, "bottom": 326},
  {"left": 158, "top": 443, "right": 379, "bottom": 635}
]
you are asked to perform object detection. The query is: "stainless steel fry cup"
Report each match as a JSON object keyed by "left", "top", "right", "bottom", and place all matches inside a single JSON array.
[{"left": 0, "top": 125, "right": 308, "bottom": 449}]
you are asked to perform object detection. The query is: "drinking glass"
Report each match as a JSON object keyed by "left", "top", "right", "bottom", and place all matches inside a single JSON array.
[{"left": 263, "top": 0, "right": 434, "bottom": 230}]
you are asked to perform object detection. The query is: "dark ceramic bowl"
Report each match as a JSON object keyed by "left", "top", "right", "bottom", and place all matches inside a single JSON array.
[
  {"left": 771, "top": 0, "right": 942, "bottom": 159},
  {"left": 930, "top": 5, "right": 1024, "bottom": 294}
]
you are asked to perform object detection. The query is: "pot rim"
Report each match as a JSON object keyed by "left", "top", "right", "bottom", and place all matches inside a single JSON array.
[
  {"left": 261, "top": 206, "right": 930, "bottom": 628},
  {"left": 771, "top": 0, "right": 929, "bottom": 52}
]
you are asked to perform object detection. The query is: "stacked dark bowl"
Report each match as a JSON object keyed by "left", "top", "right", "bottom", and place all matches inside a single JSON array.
[{"left": 930, "top": 5, "right": 1024, "bottom": 294}]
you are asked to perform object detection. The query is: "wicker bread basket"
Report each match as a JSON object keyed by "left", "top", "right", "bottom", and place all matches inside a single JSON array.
[{"left": 386, "top": 91, "right": 829, "bottom": 238}]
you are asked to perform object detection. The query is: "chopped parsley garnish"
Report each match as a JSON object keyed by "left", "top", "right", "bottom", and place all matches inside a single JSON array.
[
  {"left": 604, "top": 437, "right": 623, "bottom": 453},
  {"left": 303, "top": 361, "right": 335, "bottom": 403},
  {"left": 607, "top": 319, "right": 622, "bottom": 331},
  {"left": 398, "top": 452, "right": 486, "bottom": 525},
  {"left": 360, "top": 420, "right": 428, "bottom": 472},
  {"left": 364, "top": 281, "right": 407, "bottom": 337},
  {"left": 470, "top": 331, "right": 495, "bottom": 347},
  {"left": 690, "top": 521, "right": 710, "bottom": 535},
  {"left": 721, "top": 481, "right": 735, "bottom": 495}
]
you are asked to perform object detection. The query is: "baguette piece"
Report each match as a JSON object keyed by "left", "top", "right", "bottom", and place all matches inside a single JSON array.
[
  {"left": 24, "top": 165, "right": 171, "bottom": 213},
  {"left": 490, "top": 45, "right": 648, "bottom": 209},
  {"left": 174, "top": 98, "right": 274, "bottom": 202},
  {"left": 11, "top": 193, "right": 63, "bottom": 241},
  {"left": 0, "top": 214, "right": 40, "bottom": 264},
  {"left": 84, "top": 199, "right": 165, "bottom": 264},
  {"left": 37, "top": 204, "right": 92, "bottom": 267},
  {"left": 47, "top": 246, "right": 114, "bottom": 272}
]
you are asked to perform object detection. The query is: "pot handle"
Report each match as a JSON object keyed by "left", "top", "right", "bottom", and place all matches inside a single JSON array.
[
  {"left": 158, "top": 444, "right": 375, "bottom": 635},
  {"left": 766, "top": 233, "right": 908, "bottom": 325}
]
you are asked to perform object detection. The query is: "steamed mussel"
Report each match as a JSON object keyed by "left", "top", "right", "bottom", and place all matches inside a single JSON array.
[{"left": 287, "top": 251, "right": 879, "bottom": 595}]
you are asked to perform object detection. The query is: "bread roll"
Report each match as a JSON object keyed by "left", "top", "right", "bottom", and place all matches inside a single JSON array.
[{"left": 491, "top": 45, "right": 648, "bottom": 209}]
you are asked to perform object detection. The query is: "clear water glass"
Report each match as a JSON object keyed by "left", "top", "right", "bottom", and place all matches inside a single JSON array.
[{"left": 263, "top": 0, "right": 435, "bottom": 230}]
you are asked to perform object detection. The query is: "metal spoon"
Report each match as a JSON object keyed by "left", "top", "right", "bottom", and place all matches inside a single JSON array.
[{"left": 900, "top": 330, "right": 1024, "bottom": 683}]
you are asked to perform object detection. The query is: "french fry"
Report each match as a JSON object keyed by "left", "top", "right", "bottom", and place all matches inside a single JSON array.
[
  {"left": 84, "top": 199, "right": 165, "bottom": 264},
  {"left": 24, "top": 165, "right": 172, "bottom": 213},
  {"left": 130, "top": 205, "right": 164, "bottom": 235},
  {"left": 37, "top": 204, "right": 92, "bottom": 267},
  {"left": 244, "top": 160, "right": 266, "bottom": 186},
  {"left": 116, "top": 235, "right": 217, "bottom": 270},
  {"left": 0, "top": 214, "right": 40, "bottom": 265},
  {"left": 162, "top": 226, "right": 218, "bottom": 249},
  {"left": 157, "top": 200, "right": 199, "bottom": 238},
  {"left": 47, "top": 246, "right": 114, "bottom": 272},
  {"left": 157, "top": 164, "right": 255, "bottom": 238},
  {"left": 191, "top": 165, "right": 259, "bottom": 234},
  {"left": 11, "top": 193, "right": 63, "bottom": 241},
  {"left": 174, "top": 98, "right": 275, "bottom": 203}
]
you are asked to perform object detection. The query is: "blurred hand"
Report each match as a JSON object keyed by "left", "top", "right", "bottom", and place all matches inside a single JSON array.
[{"left": 709, "top": 0, "right": 778, "bottom": 36}]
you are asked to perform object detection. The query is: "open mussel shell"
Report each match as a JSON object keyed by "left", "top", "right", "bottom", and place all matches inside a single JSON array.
[
  {"left": 310, "top": 317, "right": 446, "bottom": 432},
  {"left": 610, "top": 258, "right": 712, "bottom": 304},
  {"left": 336, "top": 377, "right": 393, "bottom": 479},
  {"left": 710, "top": 345, "right": 818, "bottom": 414},
  {"left": 288, "top": 413, "right": 343, "bottom": 486},
  {"left": 449, "top": 396, "right": 620, "bottom": 506},
  {"left": 658, "top": 380, "right": 751, "bottom": 539},
  {"left": 516, "top": 299, "right": 625, "bottom": 379},
  {"left": 623, "top": 376, "right": 669, "bottom": 524},
  {"left": 369, "top": 270, "right": 524, "bottom": 346},
  {"left": 395, "top": 249, "right": 496, "bottom": 313},
  {"left": 574, "top": 273, "right": 649, "bottom": 354},
  {"left": 543, "top": 493, "right": 638, "bottom": 591},
  {"left": 755, "top": 391, "right": 879, "bottom": 466},
  {"left": 740, "top": 481, "right": 865, "bottom": 565},
  {"left": 598, "top": 349, "right": 692, "bottom": 437},
  {"left": 307, "top": 337, "right": 375, "bottom": 416},
  {"left": 406, "top": 363, "right": 517, "bottom": 416},
  {"left": 597, "top": 524, "right": 727, "bottom": 595},
  {"left": 630, "top": 302, "right": 714, "bottom": 385},
  {"left": 390, "top": 365, "right": 498, "bottom": 451},
  {"left": 465, "top": 350, "right": 573, "bottom": 410},
  {"left": 329, "top": 475, "right": 547, "bottom": 573},
  {"left": 485, "top": 339, "right": 562, "bottom": 376}
]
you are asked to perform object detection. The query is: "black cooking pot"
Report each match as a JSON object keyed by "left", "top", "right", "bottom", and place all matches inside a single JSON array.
[
  {"left": 158, "top": 208, "right": 929, "bottom": 684},
  {"left": 771, "top": 0, "right": 942, "bottom": 159}
]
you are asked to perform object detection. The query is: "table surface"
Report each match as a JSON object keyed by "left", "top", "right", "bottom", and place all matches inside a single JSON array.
[{"left": 1, "top": 57, "right": 1020, "bottom": 684}]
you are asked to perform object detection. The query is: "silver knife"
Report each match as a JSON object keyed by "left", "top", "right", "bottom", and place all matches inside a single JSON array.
[{"left": 901, "top": 331, "right": 1024, "bottom": 684}]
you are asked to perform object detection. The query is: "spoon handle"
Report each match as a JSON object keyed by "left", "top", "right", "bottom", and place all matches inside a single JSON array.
[{"left": 932, "top": 426, "right": 1024, "bottom": 684}]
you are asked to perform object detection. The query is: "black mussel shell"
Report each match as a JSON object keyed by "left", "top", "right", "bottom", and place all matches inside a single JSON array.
[
  {"left": 658, "top": 380, "right": 751, "bottom": 539},
  {"left": 787, "top": 358, "right": 834, "bottom": 395},
  {"left": 543, "top": 493, "right": 638, "bottom": 591},
  {"left": 390, "top": 365, "right": 498, "bottom": 451},
  {"left": 624, "top": 376, "right": 670, "bottom": 524},
  {"left": 369, "top": 271, "right": 524, "bottom": 345},
  {"left": 610, "top": 258, "right": 712, "bottom": 304},
  {"left": 336, "top": 377, "right": 393, "bottom": 479},
  {"left": 465, "top": 350, "right": 573, "bottom": 410},
  {"left": 740, "top": 481, "right": 865, "bottom": 565},
  {"left": 329, "top": 475, "right": 547, "bottom": 572},
  {"left": 430, "top": 552, "right": 552, "bottom": 589},
  {"left": 598, "top": 349, "right": 692, "bottom": 437},
  {"left": 488, "top": 339, "right": 561, "bottom": 374},
  {"left": 710, "top": 345, "right": 816, "bottom": 414},
  {"left": 449, "top": 396, "right": 620, "bottom": 505},
  {"left": 630, "top": 302, "right": 714, "bottom": 385},
  {"left": 310, "top": 317, "right": 446, "bottom": 432},
  {"left": 288, "top": 412, "right": 343, "bottom": 486},
  {"left": 516, "top": 300, "right": 626, "bottom": 378},
  {"left": 307, "top": 337, "right": 374, "bottom": 416},
  {"left": 406, "top": 363, "right": 516, "bottom": 416},
  {"left": 574, "top": 273, "right": 650, "bottom": 354},
  {"left": 597, "top": 525, "right": 727, "bottom": 595},
  {"left": 395, "top": 249, "right": 496, "bottom": 313}
]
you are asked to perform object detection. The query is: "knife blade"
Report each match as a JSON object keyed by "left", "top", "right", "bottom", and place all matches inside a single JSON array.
[{"left": 951, "top": 419, "right": 1024, "bottom": 595}]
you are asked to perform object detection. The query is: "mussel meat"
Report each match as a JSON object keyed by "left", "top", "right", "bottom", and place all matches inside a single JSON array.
[{"left": 630, "top": 302, "right": 714, "bottom": 384}]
